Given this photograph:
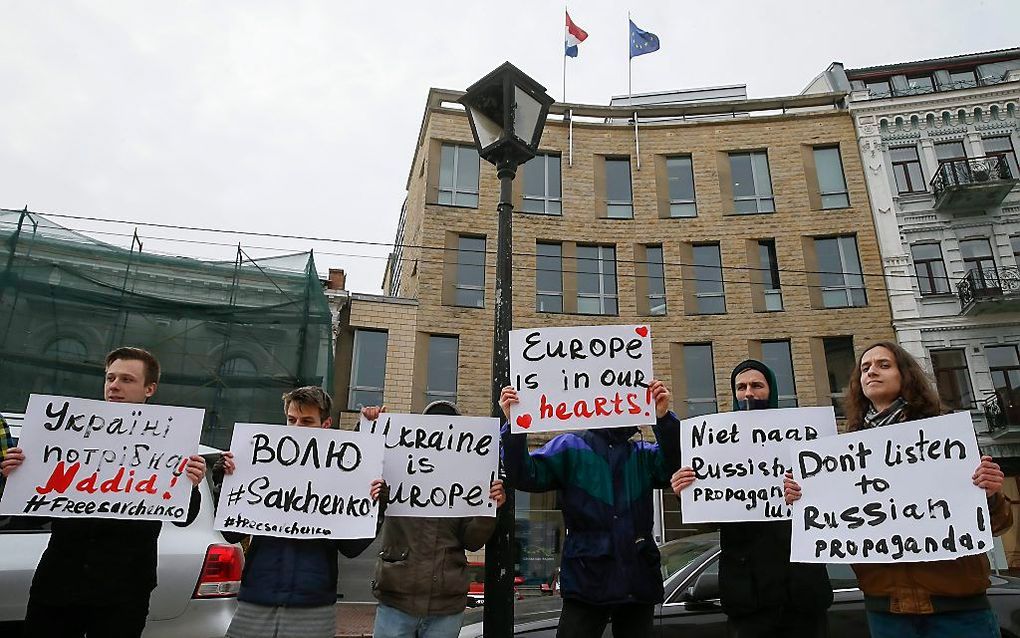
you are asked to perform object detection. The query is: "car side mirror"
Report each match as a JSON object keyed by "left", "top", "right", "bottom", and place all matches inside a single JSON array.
[{"left": 686, "top": 572, "right": 720, "bottom": 602}]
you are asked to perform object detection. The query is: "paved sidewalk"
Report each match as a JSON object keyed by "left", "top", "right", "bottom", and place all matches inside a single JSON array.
[{"left": 335, "top": 602, "right": 377, "bottom": 638}]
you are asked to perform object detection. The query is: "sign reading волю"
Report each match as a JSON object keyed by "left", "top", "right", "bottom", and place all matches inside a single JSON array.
[{"left": 509, "top": 324, "right": 654, "bottom": 433}]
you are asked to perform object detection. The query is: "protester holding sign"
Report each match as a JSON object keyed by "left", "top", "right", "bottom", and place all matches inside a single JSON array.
[
  {"left": 0, "top": 412, "right": 11, "bottom": 494},
  {"left": 784, "top": 342, "right": 1012, "bottom": 638},
  {"left": 500, "top": 379, "right": 679, "bottom": 638},
  {"left": 363, "top": 400, "right": 506, "bottom": 638},
  {"left": 671, "top": 360, "right": 832, "bottom": 638},
  {"left": 0, "top": 347, "right": 206, "bottom": 638},
  {"left": 217, "top": 386, "right": 385, "bottom": 638}
]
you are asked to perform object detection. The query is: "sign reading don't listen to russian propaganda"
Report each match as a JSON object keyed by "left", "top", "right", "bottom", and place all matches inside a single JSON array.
[
  {"left": 0, "top": 394, "right": 203, "bottom": 522},
  {"left": 509, "top": 324, "right": 654, "bottom": 433}
]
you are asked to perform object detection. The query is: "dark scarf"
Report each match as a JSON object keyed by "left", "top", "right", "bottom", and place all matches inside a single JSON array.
[{"left": 862, "top": 397, "right": 908, "bottom": 429}]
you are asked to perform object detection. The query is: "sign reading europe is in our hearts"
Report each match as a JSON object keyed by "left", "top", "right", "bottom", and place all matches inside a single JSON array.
[{"left": 509, "top": 324, "right": 654, "bottom": 434}]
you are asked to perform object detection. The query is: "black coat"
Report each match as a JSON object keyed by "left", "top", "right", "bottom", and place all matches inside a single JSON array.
[{"left": 29, "top": 487, "right": 201, "bottom": 605}]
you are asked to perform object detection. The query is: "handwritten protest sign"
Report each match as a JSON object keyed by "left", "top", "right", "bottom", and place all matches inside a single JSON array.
[
  {"left": 215, "top": 424, "right": 384, "bottom": 539},
  {"left": 0, "top": 394, "right": 203, "bottom": 522},
  {"left": 680, "top": 407, "right": 837, "bottom": 523},
  {"left": 509, "top": 324, "right": 654, "bottom": 433},
  {"left": 361, "top": 413, "right": 500, "bottom": 517},
  {"left": 789, "top": 412, "right": 992, "bottom": 563}
]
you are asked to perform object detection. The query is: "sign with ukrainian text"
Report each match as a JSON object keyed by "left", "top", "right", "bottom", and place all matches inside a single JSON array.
[
  {"left": 0, "top": 394, "right": 203, "bottom": 522},
  {"left": 214, "top": 424, "right": 384, "bottom": 539},
  {"left": 789, "top": 412, "right": 992, "bottom": 563},
  {"left": 679, "top": 407, "right": 837, "bottom": 523},
  {"left": 509, "top": 324, "right": 654, "bottom": 433},
  {"left": 360, "top": 412, "right": 500, "bottom": 517}
]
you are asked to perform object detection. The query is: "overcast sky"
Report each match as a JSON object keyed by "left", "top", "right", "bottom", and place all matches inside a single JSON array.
[{"left": 1, "top": 1, "right": 1017, "bottom": 294}]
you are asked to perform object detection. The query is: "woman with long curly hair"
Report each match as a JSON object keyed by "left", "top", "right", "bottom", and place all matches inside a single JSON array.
[{"left": 785, "top": 341, "right": 1013, "bottom": 638}]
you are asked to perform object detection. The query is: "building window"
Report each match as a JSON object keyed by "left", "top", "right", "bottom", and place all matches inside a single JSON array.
[
  {"left": 1012, "top": 235, "right": 1020, "bottom": 265},
  {"left": 683, "top": 344, "right": 717, "bottom": 417},
  {"left": 987, "top": 345, "right": 1020, "bottom": 424},
  {"left": 904, "top": 74, "right": 935, "bottom": 95},
  {"left": 605, "top": 158, "right": 634, "bottom": 219},
  {"left": 536, "top": 242, "right": 563, "bottom": 313},
  {"left": 823, "top": 336, "right": 855, "bottom": 417},
  {"left": 931, "top": 349, "right": 974, "bottom": 411},
  {"left": 522, "top": 154, "right": 562, "bottom": 215},
  {"left": 865, "top": 79, "right": 892, "bottom": 97},
  {"left": 910, "top": 243, "right": 950, "bottom": 295},
  {"left": 960, "top": 238, "right": 998, "bottom": 289},
  {"left": 438, "top": 144, "right": 479, "bottom": 207},
  {"left": 730, "top": 151, "right": 775, "bottom": 214},
  {"left": 645, "top": 245, "right": 667, "bottom": 316},
  {"left": 813, "top": 146, "right": 850, "bottom": 209},
  {"left": 984, "top": 136, "right": 1019, "bottom": 179},
  {"left": 577, "top": 245, "right": 618, "bottom": 315},
  {"left": 891, "top": 146, "right": 925, "bottom": 194},
  {"left": 758, "top": 239, "right": 783, "bottom": 311},
  {"left": 762, "top": 340, "right": 798, "bottom": 408},
  {"left": 947, "top": 69, "right": 978, "bottom": 90},
  {"left": 693, "top": 243, "right": 725, "bottom": 314},
  {"left": 815, "top": 236, "right": 867, "bottom": 308},
  {"left": 348, "top": 330, "right": 388, "bottom": 410},
  {"left": 936, "top": 140, "right": 967, "bottom": 164},
  {"left": 426, "top": 335, "right": 459, "bottom": 405},
  {"left": 454, "top": 235, "right": 485, "bottom": 308},
  {"left": 666, "top": 156, "right": 697, "bottom": 217}
]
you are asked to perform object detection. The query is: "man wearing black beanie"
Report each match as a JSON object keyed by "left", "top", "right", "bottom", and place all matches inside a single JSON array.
[{"left": 670, "top": 359, "right": 832, "bottom": 638}]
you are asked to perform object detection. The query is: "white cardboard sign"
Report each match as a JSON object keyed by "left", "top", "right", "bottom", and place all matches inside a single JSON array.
[
  {"left": 360, "top": 413, "right": 500, "bottom": 517},
  {"left": 214, "top": 424, "right": 384, "bottom": 539},
  {"left": 679, "top": 407, "right": 837, "bottom": 523},
  {"left": 509, "top": 324, "right": 654, "bottom": 433},
  {"left": 789, "top": 412, "right": 993, "bottom": 563},
  {"left": 0, "top": 394, "right": 203, "bottom": 522}
]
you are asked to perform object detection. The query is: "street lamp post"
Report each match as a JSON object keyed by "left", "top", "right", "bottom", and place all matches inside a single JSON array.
[{"left": 459, "top": 62, "right": 553, "bottom": 637}]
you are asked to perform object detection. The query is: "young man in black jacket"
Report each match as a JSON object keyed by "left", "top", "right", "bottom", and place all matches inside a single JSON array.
[
  {"left": 670, "top": 360, "right": 832, "bottom": 638},
  {"left": 0, "top": 347, "right": 207, "bottom": 638}
]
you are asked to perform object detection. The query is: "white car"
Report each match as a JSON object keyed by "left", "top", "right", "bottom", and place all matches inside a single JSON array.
[{"left": 0, "top": 422, "right": 241, "bottom": 637}]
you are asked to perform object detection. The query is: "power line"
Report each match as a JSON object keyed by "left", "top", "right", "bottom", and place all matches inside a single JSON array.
[{"left": 3, "top": 207, "right": 941, "bottom": 285}]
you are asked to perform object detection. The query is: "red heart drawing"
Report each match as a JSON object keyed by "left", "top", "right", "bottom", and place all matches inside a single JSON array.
[
  {"left": 635, "top": 326, "right": 648, "bottom": 337},
  {"left": 516, "top": 414, "right": 533, "bottom": 429}
]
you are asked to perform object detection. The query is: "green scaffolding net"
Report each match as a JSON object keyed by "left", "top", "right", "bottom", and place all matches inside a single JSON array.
[{"left": 0, "top": 209, "right": 334, "bottom": 448}]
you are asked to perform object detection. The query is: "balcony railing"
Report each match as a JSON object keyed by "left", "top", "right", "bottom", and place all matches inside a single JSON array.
[
  {"left": 931, "top": 156, "right": 1016, "bottom": 211},
  {"left": 957, "top": 266, "right": 1020, "bottom": 314}
]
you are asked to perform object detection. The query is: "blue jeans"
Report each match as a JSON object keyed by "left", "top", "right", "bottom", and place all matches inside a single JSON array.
[
  {"left": 866, "top": 609, "right": 999, "bottom": 638},
  {"left": 373, "top": 603, "right": 464, "bottom": 638}
]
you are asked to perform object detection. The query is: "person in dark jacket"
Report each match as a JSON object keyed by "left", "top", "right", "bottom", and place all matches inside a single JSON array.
[
  {"left": 218, "top": 386, "right": 384, "bottom": 638},
  {"left": 670, "top": 359, "right": 832, "bottom": 638},
  {"left": 362, "top": 400, "right": 506, "bottom": 638},
  {"left": 0, "top": 346, "right": 207, "bottom": 638},
  {"left": 499, "top": 379, "right": 680, "bottom": 638}
]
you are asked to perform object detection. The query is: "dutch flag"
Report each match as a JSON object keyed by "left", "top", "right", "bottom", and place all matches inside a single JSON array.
[{"left": 565, "top": 11, "right": 588, "bottom": 58}]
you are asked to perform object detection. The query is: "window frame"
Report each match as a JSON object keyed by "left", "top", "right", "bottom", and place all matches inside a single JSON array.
[
  {"left": 604, "top": 158, "right": 634, "bottom": 219},
  {"left": 425, "top": 335, "right": 460, "bottom": 406},
  {"left": 891, "top": 145, "right": 926, "bottom": 194},
  {"left": 813, "top": 145, "right": 850, "bottom": 209},
  {"left": 960, "top": 237, "right": 998, "bottom": 289},
  {"left": 692, "top": 243, "right": 726, "bottom": 315},
  {"left": 910, "top": 242, "right": 951, "bottom": 296},
  {"left": 683, "top": 343, "right": 718, "bottom": 417},
  {"left": 761, "top": 339, "right": 798, "bottom": 408},
  {"left": 666, "top": 155, "right": 698, "bottom": 218},
  {"left": 576, "top": 244, "right": 619, "bottom": 315},
  {"left": 522, "top": 153, "right": 563, "bottom": 215},
  {"left": 729, "top": 151, "right": 775, "bottom": 214},
  {"left": 536, "top": 241, "right": 564, "bottom": 313},
  {"left": 453, "top": 235, "right": 486, "bottom": 308},
  {"left": 984, "top": 136, "right": 1020, "bottom": 180},
  {"left": 822, "top": 336, "right": 855, "bottom": 417},
  {"left": 815, "top": 235, "right": 867, "bottom": 309},
  {"left": 348, "top": 329, "right": 388, "bottom": 411},
  {"left": 437, "top": 143, "right": 480, "bottom": 208},
  {"left": 930, "top": 348, "right": 975, "bottom": 411},
  {"left": 645, "top": 244, "right": 667, "bottom": 316},
  {"left": 758, "top": 239, "right": 783, "bottom": 312}
]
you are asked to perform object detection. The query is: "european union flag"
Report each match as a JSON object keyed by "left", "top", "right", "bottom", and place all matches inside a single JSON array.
[{"left": 629, "top": 20, "right": 660, "bottom": 58}]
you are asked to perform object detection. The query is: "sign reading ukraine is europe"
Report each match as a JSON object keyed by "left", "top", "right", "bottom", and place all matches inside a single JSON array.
[{"left": 509, "top": 325, "right": 654, "bottom": 433}]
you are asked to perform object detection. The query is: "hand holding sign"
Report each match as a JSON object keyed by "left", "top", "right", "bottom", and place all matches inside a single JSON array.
[{"left": 509, "top": 325, "right": 655, "bottom": 433}]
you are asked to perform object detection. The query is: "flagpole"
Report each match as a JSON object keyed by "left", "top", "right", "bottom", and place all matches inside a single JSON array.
[
  {"left": 627, "top": 11, "right": 632, "bottom": 105},
  {"left": 563, "top": 4, "right": 568, "bottom": 103}
]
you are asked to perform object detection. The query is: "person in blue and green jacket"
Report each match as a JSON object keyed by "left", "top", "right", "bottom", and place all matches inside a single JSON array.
[{"left": 499, "top": 379, "right": 680, "bottom": 638}]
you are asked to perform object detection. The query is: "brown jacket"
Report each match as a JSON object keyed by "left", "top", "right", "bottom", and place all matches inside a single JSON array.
[
  {"left": 852, "top": 491, "right": 1013, "bottom": 614},
  {"left": 372, "top": 515, "right": 497, "bottom": 617}
]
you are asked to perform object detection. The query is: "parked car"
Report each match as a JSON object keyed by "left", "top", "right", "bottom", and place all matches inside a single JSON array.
[
  {"left": 0, "top": 423, "right": 242, "bottom": 637},
  {"left": 466, "top": 561, "right": 525, "bottom": 607},
  {"left": 459, "top": 532, "right": 1020, "bottom": 637}
]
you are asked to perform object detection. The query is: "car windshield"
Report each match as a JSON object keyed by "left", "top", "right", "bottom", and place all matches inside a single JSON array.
[{"left": 659, "top": 537, "right": 717, "bottom": 581}]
